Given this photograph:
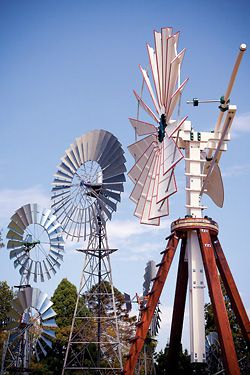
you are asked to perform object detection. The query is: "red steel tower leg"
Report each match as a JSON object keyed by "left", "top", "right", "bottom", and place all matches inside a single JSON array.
[
  {"left": 123, "top": 233, "right": 180, "bottom": 375},
  {"left": 212, "top": 236, "right": 250, "bottom": 348},
  {"left": 167, "top": 237, "right": 188, "bottom": 373},
  {"left": 198, "top": 228, "right": 240, "bottom": 375}
]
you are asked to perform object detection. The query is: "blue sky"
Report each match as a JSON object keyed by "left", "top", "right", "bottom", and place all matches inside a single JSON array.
[{"left": 0, "top": 0, "right": 249, "bottom": 352}]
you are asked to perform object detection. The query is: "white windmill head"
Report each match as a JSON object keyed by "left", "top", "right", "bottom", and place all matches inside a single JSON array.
[
  {"left": 128, "top": 27, "right": 188, "bottom": 225},
  {"left": 6, "top": 203, "right": 64, "bottom": 283},
  {"left": 51, "top": 129, "right": 126, "bottom": 242},
  {"left": 8, "top": 286, "right": 57, "bottom": 361}
]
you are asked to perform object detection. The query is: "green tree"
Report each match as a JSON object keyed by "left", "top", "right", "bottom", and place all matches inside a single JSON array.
[
  {"left": 0, "top": 281, "right": 13, "bottom": 327},
  {"left": 51, "top": 277, "right": 78, "bottom": 327}
]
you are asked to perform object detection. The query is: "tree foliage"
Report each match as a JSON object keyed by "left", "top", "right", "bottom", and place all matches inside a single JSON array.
[
  {"left": 51, "top": 277, "right": 78, "bottom": 327},
  {"left": 0, "top": 281, "right": 13, "bottom": 327}
]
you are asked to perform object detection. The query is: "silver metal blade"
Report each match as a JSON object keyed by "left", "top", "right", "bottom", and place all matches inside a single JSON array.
[
  {"left": 101, "top": 189, "right": 121, "bottom": 202},
  {"left": 10, "top": 213, "right": 26, "bottom": 230},
  {"left": 37, "top": 338, "right": 47, "bottom": 356},
  {"left": 41, "top": 329, "right": 56, "bottom": 339},
  {"left": 7, "top": 220, "right": 24, "bottom": 236},
  {"left": 41, "top": 307, "right": 56, "bottom": 321},
  {"left": 9, "top": 247, "right": 25, "bottom": 259},
  {"left": 42, "top": 260, "right": 51, "bottom": 280},
  {"left": 42, "top": 318, "right": 57, "bottom": 328},
  {"left": 6, "top": 229, "right": 23, "bottom": 241},
  {"left": 23, "top": 204, "right": 33, "bottom": 224},
  {"left": 16, "top": 206, "right": 29, "bottom": 227},
  {"left": 40, "top": 298, "right": 53, "bottom": 315},
  {"left": 40, "top": 334, "right": 52, "bottom": 348},
  {"left": 102, "top": 173, "right": 126, "bottom": 184}
]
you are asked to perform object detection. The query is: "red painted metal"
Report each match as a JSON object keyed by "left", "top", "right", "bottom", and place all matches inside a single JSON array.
[
  {"left": 123, "top": 233, "right": 180, "bottom": 374},
  {"left": 166, "top": 237, "right": 188, "bottom": 372},
  {"left": 212, "top": 236, "right": 250, "bottom": 348},
  {"left": 198, "top": 229, "right": 240, "bottom": 375}
]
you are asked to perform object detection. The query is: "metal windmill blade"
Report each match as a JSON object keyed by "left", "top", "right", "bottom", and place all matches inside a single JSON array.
[
  {"left": 143, "top": 260, "right": 157, "bottom": 296},
  {"left": 128, "top": 27, "right": 188, "bottom": 225},
  {"left": 6, "top": 203, "right": 64, "bottom": 283},
  {"left": 7, "top": 287, "right": 57, "bottom": 362},
  {"left": 51, "top": 129, "right": 126, "bottom": 241}
]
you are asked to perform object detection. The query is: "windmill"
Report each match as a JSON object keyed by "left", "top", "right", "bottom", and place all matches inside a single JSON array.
[
  {"left": 1, "top": 203, "right": 64, "bottom": 374},
  {"left": 52, "top": 129, "right": 126, "bottom": 374},
  {"left": 123, "top": 27, "right": 250, "bottom": 374}
]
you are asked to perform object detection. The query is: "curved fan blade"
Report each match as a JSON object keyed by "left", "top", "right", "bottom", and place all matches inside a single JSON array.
[
  {"left": 7, "top": 204, "right": 64, "bottom": 281},
  {"left": 143, "top": 261, "right": 157, "bottom": 296},
  {"left": 51, "top": 130, "right": 126, "bottom": 241}
]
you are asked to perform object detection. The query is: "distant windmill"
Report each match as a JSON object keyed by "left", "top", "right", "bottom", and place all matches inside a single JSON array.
[
  {"left": 1, "top": 204, "right": 63, "bottom": 374},
  {"left": 124, "top": 27, "right": 249, "bottom": 375}
]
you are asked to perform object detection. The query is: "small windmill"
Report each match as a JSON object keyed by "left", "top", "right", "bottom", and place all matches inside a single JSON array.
[
  {"left": 124, "top": 27, "right": 250, "bottom": 375},
  {"left": 52, "top": 129, "right": 126, "bottom": 374},
  {"left": 1, "top": 204, "right": 63, "bottom": 374},
  {"left": 125, "top": 261, "right": 161, "bottom": 375}
]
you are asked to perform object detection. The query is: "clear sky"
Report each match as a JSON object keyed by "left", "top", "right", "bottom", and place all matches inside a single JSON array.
[{"left": 0, "top": 0, "right": 249, "bottom": 352}]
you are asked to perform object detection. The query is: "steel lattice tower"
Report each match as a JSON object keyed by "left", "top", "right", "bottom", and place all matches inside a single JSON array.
[{"left": 62, "top": 217, "right": 123, "bottom": 374}]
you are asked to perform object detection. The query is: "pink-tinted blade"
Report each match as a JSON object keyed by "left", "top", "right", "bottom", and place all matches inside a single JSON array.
[
  {"left": 166, "top": 78, "right": 189, "bottom": 122},
  {"left": 165, "top": 116, "right": 188, "bottom": 138},
  {"left": 139, "top": 65, "right": 160, "bottom": 114},
  {"left": 128, "top": 140, "right": 158, "bottom": 184},
  {"left": 149, "top": 153, "right": 169, "bottom": 219},
  {"left": 154, "top": 30, "right": 163, "bottom": 106},
  {"left": 129, "top": 118, "right": 156, "bottom": 137},
  {"left": 141, "top": 152, "right": 160, "bottom": 225},
  {"left": 166, "top": 48, "right": 186, "bottom": 111},
  {"left": 128, "top": 134, "right": 157, "bottom": 161},
  {"left": 132, "top": 149, "right": 156, "bottom": 211},
  {"left": 147, "top": 44, "right": 161, "bottom": 107},
  {"left": 130, "top": 145, "right": 158, "bottom": 203},
  {"left": 133, "top": 90, "right": 159, "bottom": 123},
  {"left": 162, "top": 136, "right": 183, "bottom": 175}
]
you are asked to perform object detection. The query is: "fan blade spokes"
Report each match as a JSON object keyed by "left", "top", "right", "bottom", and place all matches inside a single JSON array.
[
  {"left": 42, "top": 318, "right": 57, "bottom": 328},
  {"left": 102, "top": 160, "right": 126, "bottom": 180}
]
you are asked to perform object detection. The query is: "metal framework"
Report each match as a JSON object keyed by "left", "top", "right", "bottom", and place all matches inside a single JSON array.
[
  {"left": 62, "top": 218, "right": 123, "bottom": 374},
  {"left": 123, "top": 218, "right": 250, "bottom": 374}
]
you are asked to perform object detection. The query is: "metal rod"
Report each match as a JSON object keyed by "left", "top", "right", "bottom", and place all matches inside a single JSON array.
[
  {"left": 186, "top": 99, "right": 221, "bottom": 104},
  {"left": 206, "top": 44, "right": 246, "bottom": 160}
]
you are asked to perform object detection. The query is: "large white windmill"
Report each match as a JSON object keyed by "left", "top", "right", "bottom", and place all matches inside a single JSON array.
[{"left": 124, "top": 27, "right": 249, "bottom": 375}]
